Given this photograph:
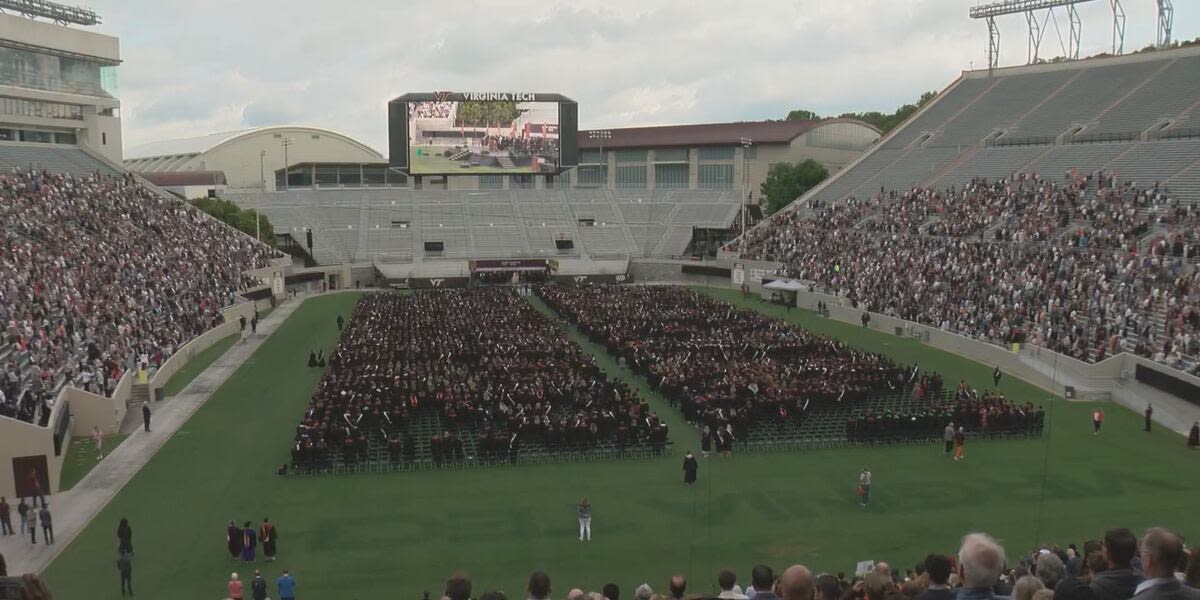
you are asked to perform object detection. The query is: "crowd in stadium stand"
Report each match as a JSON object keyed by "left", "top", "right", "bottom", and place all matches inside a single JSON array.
[
  {"left": 0, "top": 169, "right": 278, "bottom": 425},
  {"left": 424, "top": 527, "right": 1200, "bottom": 600},
  {"left": 289, "top": 289, "right": 666, "bottom": 470},
  {"left": 537, "top": 285, "right": 1047, "bottom": 447},
  {"left": 410, "top": 101, "right": 453, "bottom": 119},
  {"left": 739, "top": 172, "right": 1200, "bottom": 373}
]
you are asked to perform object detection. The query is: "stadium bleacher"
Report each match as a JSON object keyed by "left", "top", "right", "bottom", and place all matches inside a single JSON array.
[
  {"left": 737, "top": 47, "right": 1200, "bottom": 377},
  {"left": 0, "top": 143, "right": 120, "bottom": 177},
  {"left": 0, "top": 164, "right": 278, "bottom": 425},
  {"left": 229, "top": 188, "right": 741, "bottom": 261}
]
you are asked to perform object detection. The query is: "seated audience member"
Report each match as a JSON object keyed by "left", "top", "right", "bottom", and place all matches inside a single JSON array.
[{"left": 1091, "top": 528, "right": 1142, "bottom": 600}]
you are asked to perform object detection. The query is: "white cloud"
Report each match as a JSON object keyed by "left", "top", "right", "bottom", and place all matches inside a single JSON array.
[{"left": 90, "top": 0, "right": 1199, "bottom": 154}]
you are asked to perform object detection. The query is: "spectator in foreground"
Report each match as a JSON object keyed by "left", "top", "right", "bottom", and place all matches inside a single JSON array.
[
  {"left": 1036, "top": 553, "right": 1066, "bottom": 591},
  {"left": 780, "top": 565, "right": 814, "bottom": 600},
  {"left": 603, "top": 583, "right": 620, "bottom": 600},
  {"left": 634, "top": 584, "right": 654, "bottom": 600},
  {"left": 528, "top": 571, "right": 552, "bottom": 600},
  {"left": 814, "top": 574, "right": 840, "bottom": 600},
  {"left": 719, "top": 570, "right": 748, "bottom": 600},
  {"left": 1185, "top": 549, "right": 1200, "bottom": 589},
  {"left": 1013, "top": 576, "right": 1045, "bottom": 600},
  {"left": 746, "top": 565, "right": 778, "bottom": 600},
  {"left": 668, "top": 575, "right": 686, "bottom": 600},
  {"left": 919, "top": 554, "right": 956, "bottom": 600},
  {"left": 446, "top": 572, "right": 471, "bottom": 600},
  {"left": 1133, "top": 528, "right": 1199, "bottom": 600},
  {"left": 1092, "top": 528, "right": 1142, "bottom": 600},
  {"left": 957, "top": 532, "right": 1007, "bottom": 600}
]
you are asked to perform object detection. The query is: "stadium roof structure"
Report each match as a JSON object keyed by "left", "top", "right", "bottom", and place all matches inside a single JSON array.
[
  {"left": 577, "top": 118, "right": 878, "bottom": 150},
  {"left": 124, "top": 126, "right": 382, "bottom": 161},
  {"left": 139, "top": 170, "right": 226, "bottom": 187}
]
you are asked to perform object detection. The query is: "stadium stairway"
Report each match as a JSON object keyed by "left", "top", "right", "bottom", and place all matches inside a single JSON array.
[{"left": 496, "top": 155, "right": 516, "bottom": 169}]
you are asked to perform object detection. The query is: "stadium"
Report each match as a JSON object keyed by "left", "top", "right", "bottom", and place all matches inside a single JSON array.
[{"left": 0, "top": 1, "right": 1199, "bottom": 599}]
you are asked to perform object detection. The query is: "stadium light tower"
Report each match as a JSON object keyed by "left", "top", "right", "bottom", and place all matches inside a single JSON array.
[
  {"left": 0, "top": 0, "right": 100, "bottom": 25},
  {"left": 588, "top": 129, "right": 611, "bottom": 185},
  {"left": 970, "top": 0, "right": 1100, "bottom": 68},
  {"left": 1110, "top": 0, "right": 1125, "bottom": 55},
  {"left": 1157, "top": 0, "right": 1173, "bottom": 48},
  {"left": 739, "top": 137, "right": 752, "bottom": 250},
  {"left": 281, "top": 137, "right": 294, "bottom": 191},
  {"left": 257, "top": 149, "right": 266, "bottom": 241}
]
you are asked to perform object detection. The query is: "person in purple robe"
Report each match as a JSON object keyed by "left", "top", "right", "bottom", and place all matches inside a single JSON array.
[
  {"left": 226, "top": 520, "right": 243, "bottom": 561},
  {"left": 241, "top": 521, "right": 257, "bottom": 562}
]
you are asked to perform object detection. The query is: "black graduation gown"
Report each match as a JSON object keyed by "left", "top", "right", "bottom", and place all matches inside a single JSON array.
[{"left": 683, "top": 455, "right": 698, "bottom": 484}]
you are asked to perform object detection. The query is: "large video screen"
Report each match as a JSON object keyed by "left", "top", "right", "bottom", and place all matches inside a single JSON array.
[
  {"left": 388, "top": 92, "right": 578, "bottom": 177},
  {"left": 406, "top": 99, "right": 560, "bottom": 175}
]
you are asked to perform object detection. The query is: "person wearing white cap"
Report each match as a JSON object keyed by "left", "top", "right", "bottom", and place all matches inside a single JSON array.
[{"left": 228, "top": 572, "right": 244, "bottom": 600}]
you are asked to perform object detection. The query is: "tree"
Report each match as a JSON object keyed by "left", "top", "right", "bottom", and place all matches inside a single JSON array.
[
  {"left": 190, "top": 197, "right": 275, "bottom": 244},
  {"left": 760, "top": 159, "right": 828, "bottom": 215},
  {"left": 792, "top": 90, "right": 939, "bottom": 135},
  {"left": 786, "top": 109, "right": 822, "bottom": 121}
]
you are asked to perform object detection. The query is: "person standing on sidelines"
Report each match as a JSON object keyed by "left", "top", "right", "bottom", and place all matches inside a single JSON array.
[
  {"left": 993, "top": 366, "right": 1002, "bottom": 388},
  {"left": 578, "top": 497, "right": 592, "bottom": 542},
  {"left": 0, "top": 496, "right": 12, "bottom": 536},
  {"left": 142, "top": 402, "right": 151, "bottom": 433},
  {"left": 953, "top": 426, "right": 966, "bottom": 461},
  {"left": 117, "top": 552, "right": 133, "bottom": 597},
  {"left": 944, "top": 422, "right": 955, "bottom": 456},
  {"left": 238, "top": 315, "right": 247, "bottom": 341},
  {"left": 228, "top": 572, "right": 244, "bottom": 600},
  {"left": 1144, "top": 404, "right": 1153, "bottom": 433},
  {"left": 1093, "top": 408, "right": 1104, "bottom": 435},
  {"left": 26, "top": 504, "right": 36, "bottom": 544},
  {"left": 277, "top": 569, "right": 297, "bottom": 600},
  {"left": 251, "top": 569, "right": 268, "bottom": 600},
  {"left": 17, "top": 498, "right": 29, "bottom": 536},
  {"left": 858, "top": 467, "right": 871, "bottom": 508},
  {"left": 93, "top": 426, "right": 104, "bottom": 460},
  {"left": 38, "top": 505, "right": 52, "bottom": 544}
]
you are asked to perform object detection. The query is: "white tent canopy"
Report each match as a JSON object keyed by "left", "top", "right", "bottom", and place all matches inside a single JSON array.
[{"left": 763, "top": 279, "right": 805, "bottom": 291}]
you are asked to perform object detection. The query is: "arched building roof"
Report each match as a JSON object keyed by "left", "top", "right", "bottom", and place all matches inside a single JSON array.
[{"left": 124, "top": 125, "right": 382, "bottom": 162}]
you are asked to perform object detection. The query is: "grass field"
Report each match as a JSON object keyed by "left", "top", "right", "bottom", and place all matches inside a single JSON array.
[
  {"left": 161, "top": 333, "right": 238, "bottom": 399},
  {"left": 58, "top": 434, "right": 130, "bottom": 491},
  {"left": 42, "top": 290, "right": 1200, "bottom": 600}
]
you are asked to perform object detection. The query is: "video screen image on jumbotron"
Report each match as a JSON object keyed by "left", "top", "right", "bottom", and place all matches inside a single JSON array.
[{"left": 388, "top": 91, "right": 578, "bottom": 176}]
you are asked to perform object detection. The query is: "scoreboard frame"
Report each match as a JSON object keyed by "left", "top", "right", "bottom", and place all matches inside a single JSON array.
[{"left": 388, "top": 92, "right": 578, "bottom": 177}]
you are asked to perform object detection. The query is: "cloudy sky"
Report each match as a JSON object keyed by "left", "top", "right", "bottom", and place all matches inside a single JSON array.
[{"left": 97, "top": 0, "right": 1197, "bottom": 155}]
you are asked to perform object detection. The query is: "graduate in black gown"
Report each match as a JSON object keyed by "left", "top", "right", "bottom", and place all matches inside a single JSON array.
[
  {"left": 682, "top": 451, "right": 698, "bottom": 485},
  {"left": 226, "top": 521, "right": 242, "bottom": 560},
  {"left": 307, "top": 352, "right": 317, "bottom": 368}
]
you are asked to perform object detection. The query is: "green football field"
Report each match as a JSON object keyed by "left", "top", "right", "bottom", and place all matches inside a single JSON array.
[{"left": 42, "top": 288, "right": 1200, "bottom": 600}]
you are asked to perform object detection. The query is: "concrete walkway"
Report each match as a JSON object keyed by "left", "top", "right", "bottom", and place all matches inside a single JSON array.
[{"left": 0, "top": 296, "right": 304, "bottom": 575}]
